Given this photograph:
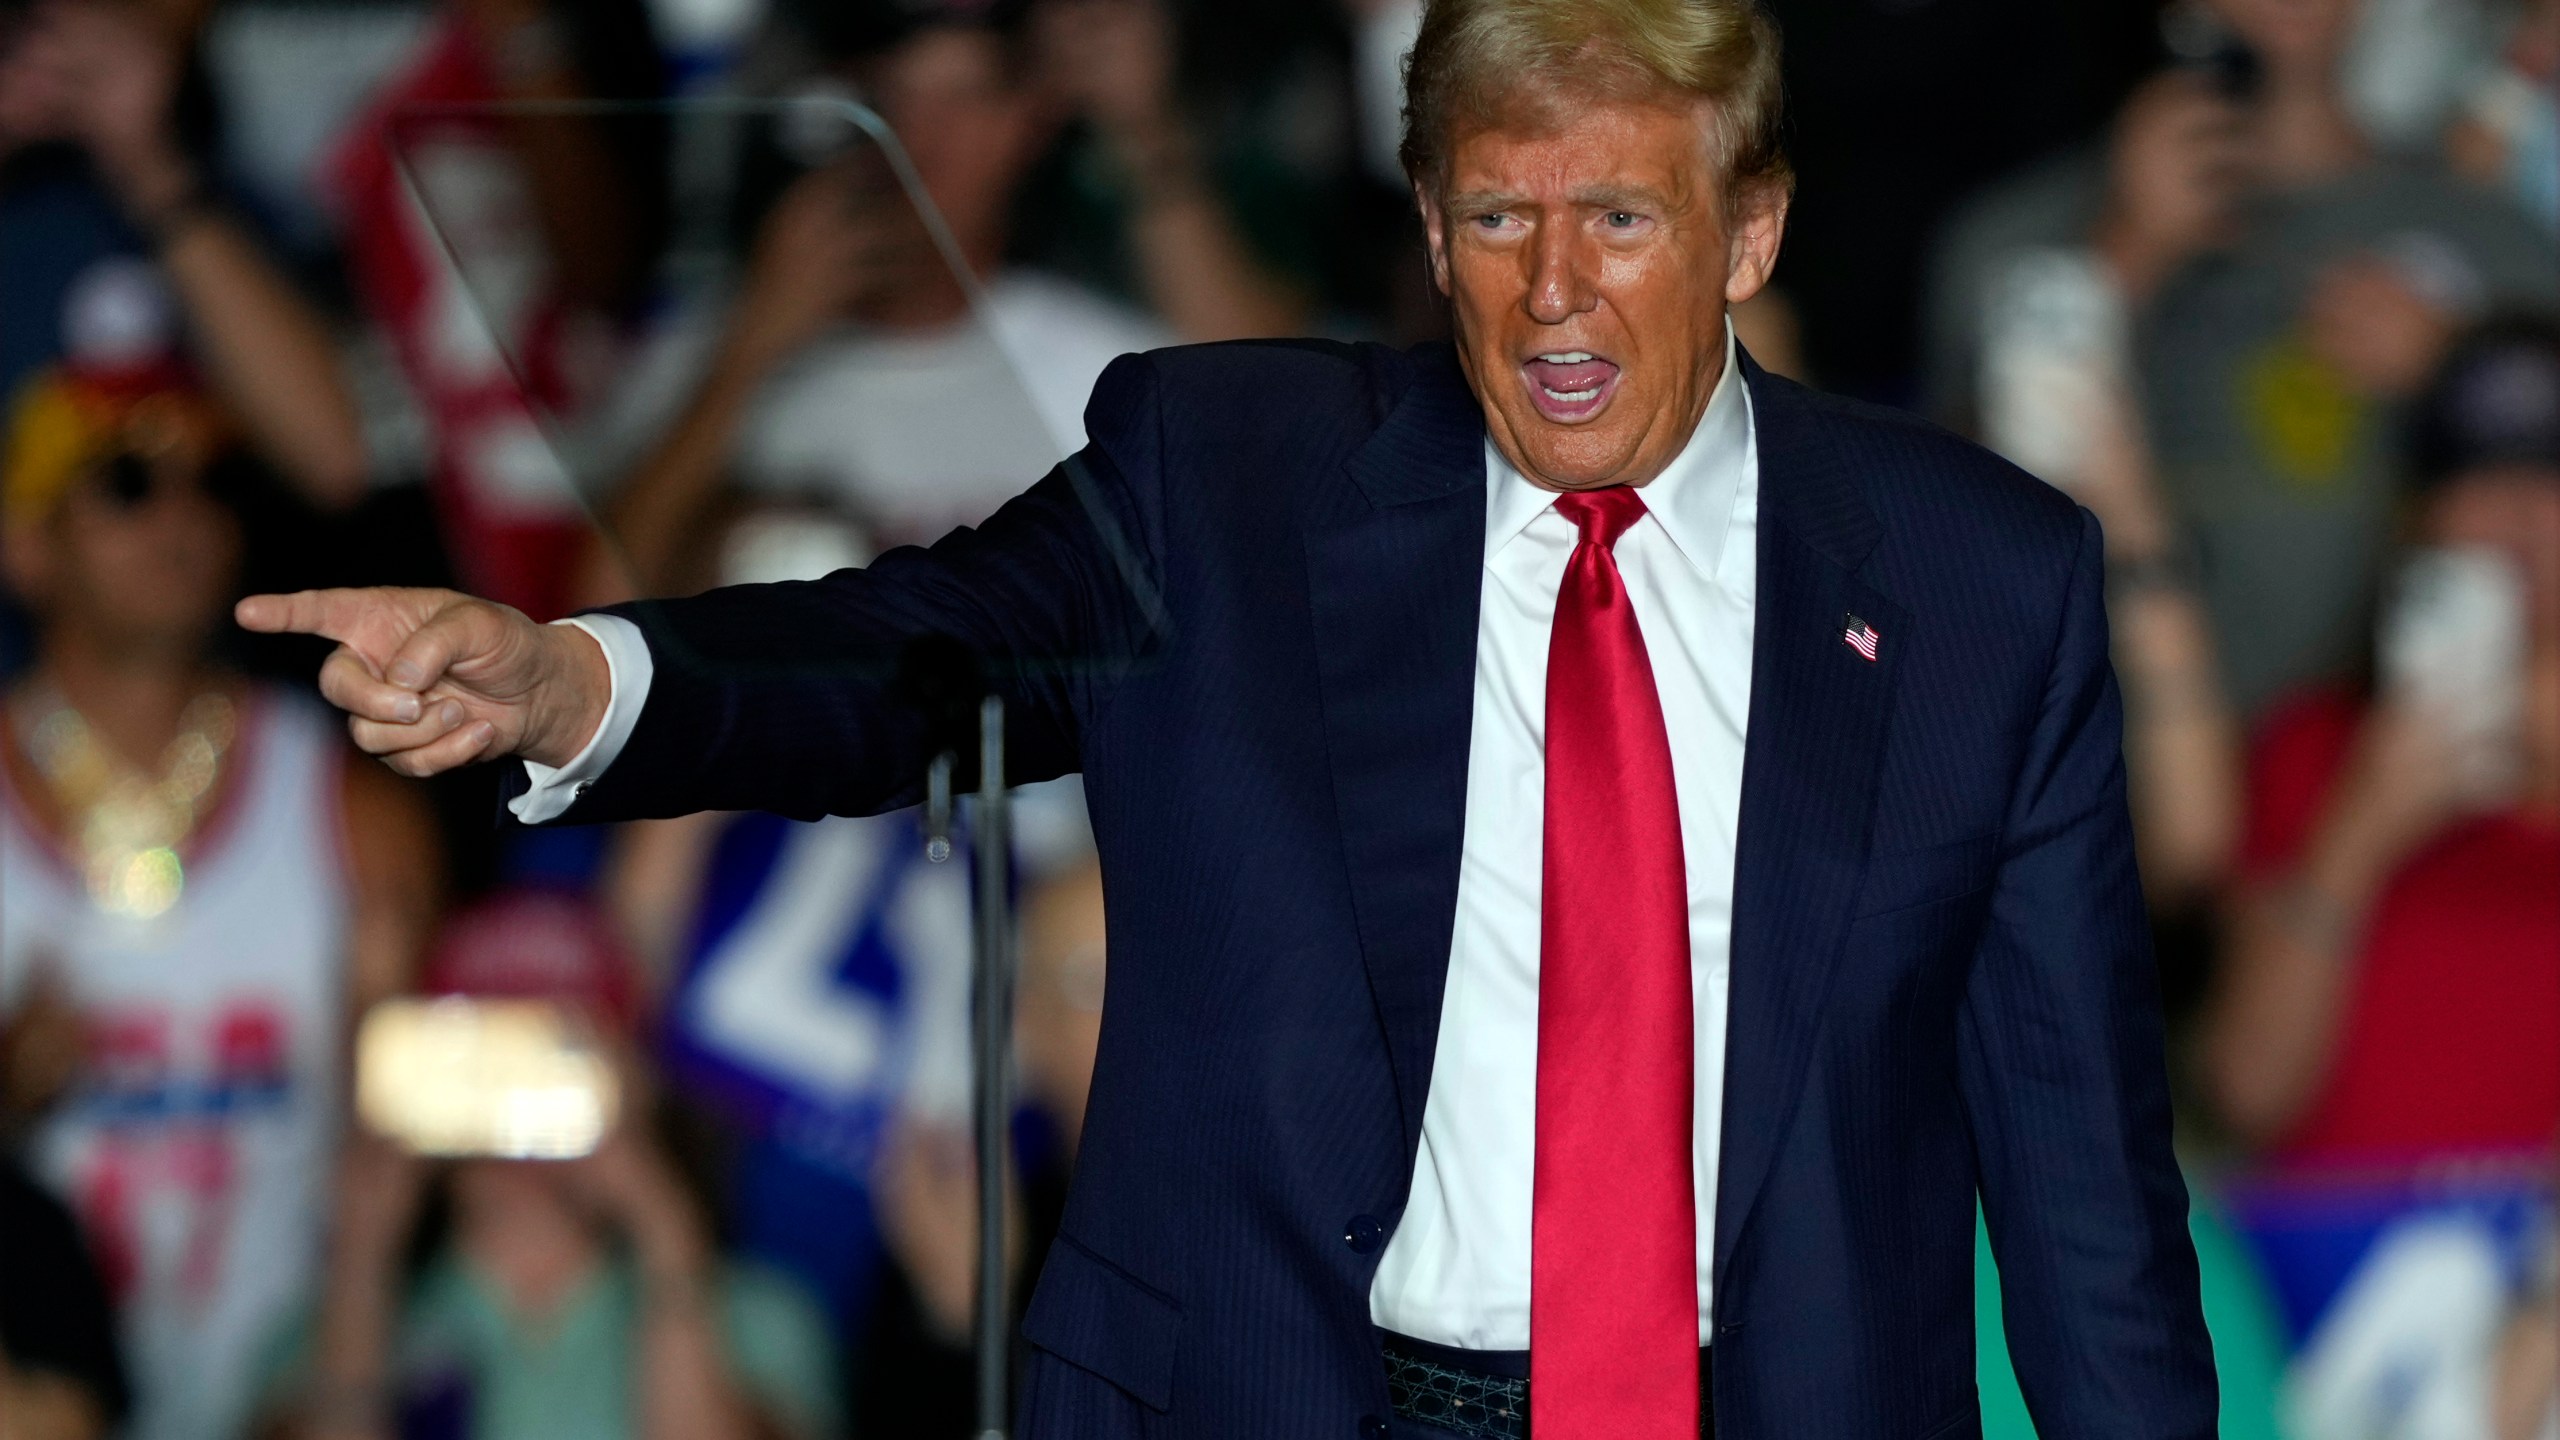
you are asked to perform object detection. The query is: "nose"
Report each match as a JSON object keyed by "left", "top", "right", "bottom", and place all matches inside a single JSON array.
[{"left": 1522, "top": 219, "right": 1598, "bottom": 326}]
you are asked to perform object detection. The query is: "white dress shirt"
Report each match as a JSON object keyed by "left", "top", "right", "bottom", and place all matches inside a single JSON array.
[
  {"left": 1368, "top": 327, "right": 1759, "bottom": 1349},
  {"left": 516, "top": 330, "right": 1761, "bottom": 1353},
  {"left": 512, "top": 613, "right": 653, "bottom": 823}
]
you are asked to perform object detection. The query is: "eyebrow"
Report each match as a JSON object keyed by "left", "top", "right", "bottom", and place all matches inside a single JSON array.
[
  {"left": 1442, "top": 184, "right": 1675, "bottom": 216},
  {"left": 1574, "top": 183, "right": 1672, "bottom": 212}
]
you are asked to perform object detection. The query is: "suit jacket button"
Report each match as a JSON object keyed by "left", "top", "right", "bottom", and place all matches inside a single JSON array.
[
  {"left": 1344, "top": 1214, "right": 1384, "bottom": 1254},
  {"left": 1359, "top": 1416, "right": 1390, "bottom": 1440}
]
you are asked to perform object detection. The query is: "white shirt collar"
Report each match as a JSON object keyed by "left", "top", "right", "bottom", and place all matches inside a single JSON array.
[{"left": 1484, "top": 320, "right": 1750, "bottom": 581}]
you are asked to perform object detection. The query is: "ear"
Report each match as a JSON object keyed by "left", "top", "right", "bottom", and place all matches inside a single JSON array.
[
  {"left": 1722, "top": 185, "right": 1789, "bottom": 306},
  {"left": 1414, "top": 180, "right": 1453, "bottom": 297}
]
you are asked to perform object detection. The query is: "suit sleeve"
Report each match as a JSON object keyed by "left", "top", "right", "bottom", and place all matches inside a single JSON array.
[
  {"left": 1957, "top": 507, "right": 2218, "bottom": 1437},
  {"left": 520, "top": 352, "right": 1171, "bottom": 824}
]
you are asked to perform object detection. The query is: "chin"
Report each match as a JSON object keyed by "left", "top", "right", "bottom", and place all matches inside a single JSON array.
[{"left": 1510, "top": 422, "right": 1646, "bottom": 490}]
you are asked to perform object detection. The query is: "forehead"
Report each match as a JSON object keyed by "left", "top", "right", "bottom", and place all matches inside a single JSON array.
[{"left": 1441, "top": 91, "right": 1717, "bottom": 203}]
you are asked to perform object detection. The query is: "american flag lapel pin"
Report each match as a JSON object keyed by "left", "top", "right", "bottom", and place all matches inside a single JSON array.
[{"left": 1842, "top": 612, "right": 1880, "bottom": 662}]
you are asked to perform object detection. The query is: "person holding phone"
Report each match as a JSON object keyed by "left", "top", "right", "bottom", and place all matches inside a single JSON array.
[
  {"left": 0, "top": 0, "right": 369, "bottom": 507},
  {"left": 1929, "top": 0, "right": 2560, "bottom": 726},
  {"left": 259, "top": 889, "right": 840, "bottom": 1440},
  {"left": 594, "top": 0, "right": 1169, "bottom": 602},
  {"left": 2203, "top": 319, "right": 2560, "bottom": 1164}
]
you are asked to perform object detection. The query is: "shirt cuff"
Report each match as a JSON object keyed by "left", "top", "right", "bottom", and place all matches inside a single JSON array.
[{"left": 510, "top": 614, "right": 653, "bottom": 823}]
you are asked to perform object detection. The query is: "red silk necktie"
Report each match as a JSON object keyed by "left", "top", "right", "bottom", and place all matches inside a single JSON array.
[{"left": 1533, "top": 486, "right": 1698, "bottom": 1439}]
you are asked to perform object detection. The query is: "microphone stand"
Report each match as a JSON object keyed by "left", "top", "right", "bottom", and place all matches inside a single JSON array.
[
  {"left": 914, "top": 644, "right": 1015, "bottom": 1440},
  {"left": 968, "top": 694, "right": 1013, "bottom": 1440}
]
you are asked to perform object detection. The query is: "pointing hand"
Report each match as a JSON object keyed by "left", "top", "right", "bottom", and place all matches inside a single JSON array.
[{"left": 234, "top": 588, "right": 611, "bottom": 776}]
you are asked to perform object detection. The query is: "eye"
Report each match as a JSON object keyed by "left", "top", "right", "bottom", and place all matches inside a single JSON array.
[
  {"left": 1605, "top": 211, "right": 1640, "bottom": 229},
  {"left": 1475, "top": 212, "right": 1509, "bottom": 229}
]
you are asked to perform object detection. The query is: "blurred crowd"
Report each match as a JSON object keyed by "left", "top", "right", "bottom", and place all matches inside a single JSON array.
[{"left": 0, "top": 0, "right": 2552, "bottom": 1437}]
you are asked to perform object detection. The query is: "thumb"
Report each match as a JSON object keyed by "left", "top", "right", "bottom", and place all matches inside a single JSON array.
[{"left": 382, "top": 601, "right": 494, "bottom": 693}]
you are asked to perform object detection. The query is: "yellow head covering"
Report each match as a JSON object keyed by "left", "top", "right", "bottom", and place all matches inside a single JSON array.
[{"left": 2, "top": 367, "right": 223, "bottom": 528}]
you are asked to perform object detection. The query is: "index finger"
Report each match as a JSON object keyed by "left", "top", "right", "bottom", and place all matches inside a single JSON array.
[{"left": 235, "top": 589, "right": 374, "bottom": 643}]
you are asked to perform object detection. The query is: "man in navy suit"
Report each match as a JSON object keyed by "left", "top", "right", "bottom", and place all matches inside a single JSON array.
[{"left": 245, "top": 0, "right": 2215, "bottom": 1434}]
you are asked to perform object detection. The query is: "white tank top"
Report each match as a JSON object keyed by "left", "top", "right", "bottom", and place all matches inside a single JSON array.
[{"left": 2, "top": 690, "right": 351, "bottom": 1440}]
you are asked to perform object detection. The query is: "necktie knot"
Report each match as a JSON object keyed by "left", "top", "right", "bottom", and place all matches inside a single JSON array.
[{"left": 1552, "top": 486, "right": 1649, "bottom": 550}]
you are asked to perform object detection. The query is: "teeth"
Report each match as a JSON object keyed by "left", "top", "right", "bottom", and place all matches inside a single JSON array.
[
  {"left": 1541, "top": 387, "right": 1600, "bottom": 402},
  {"left": 1536, "top": 351, "right": 1595, "bottom": 363}
]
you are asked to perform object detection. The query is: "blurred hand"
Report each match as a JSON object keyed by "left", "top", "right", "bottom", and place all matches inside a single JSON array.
[
  {"left": 562, "top": 1113, "right": 711, "bottom": 1281},
  {"left": 0, "top": 964, "right": 87, "bottom": 1126},
  {"left": 233, "top": 587, "right": 611, "bottom": 775},
  {"left": 2302, "top": 255, "right": 2456, "bottom": 398},
  {"left": 726, "top": 164, "right": 932, "bottom": 370},
  {"left": 2093, "top": 72, "right": 2246, "bottom": 300},
  {"left": 0, "top": 1, "right": 191, "bottom": 211},
  {"left": 49, "top": 1, "right": 177, "bottom": 171},
  {"left": 329, "top": 1133, "right": 430, "bottom": 1271},
  {"left": 0, "top": 1354, "right": 109, "bottom": 1440},
  {"left": 0, "top": 8, "right": 80, "bottom": 155},
  {"left": 2072, "top": 376, "right": 2177, "bottom": 562},
  {"left": 2324, "top": 699, "right": 2498, "bottom": 880},
  {"left": 1033, "top": 0, "right": 1179, "bottom": 143},
  {"left": 874, "top": 1121, "right": 1020, "bottom": 1344}
]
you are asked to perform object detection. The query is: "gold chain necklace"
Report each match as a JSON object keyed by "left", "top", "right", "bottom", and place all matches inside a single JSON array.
[{"left": 19, "top": 688, "right": 237, "bottom": 920}]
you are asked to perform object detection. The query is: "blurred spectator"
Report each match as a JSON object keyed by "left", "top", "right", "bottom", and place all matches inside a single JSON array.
[
  {"left": 2271, "top": 1184, "right": 2555, "bottom": 1438},
  {"left": 852, "top": 856, "right": 1105, "bottom": 1439},
  {"left": 613, "top": 529, "right": 981, "bottom": 1332},
  {"left": 2071, "top": 361, "right": 2250, "bottom": 913},
  {"left": 0, "top": 364, "right": 438, "bottom": 1440},
  {"left": 2203, "top": 319, "right": 2560, "bottom": 1161},
  {"left": 1927, "top": 253, "right": 2244, "bottom": 907},
  {"left": 0, "top": 0, "right": 369, "bottom": 507},
  {"left": 1769, "top": 0, "right": 2163, "bottom": 400},
  {"left": 0, "top": 1155, "right": 130, "bottom": 1440},
  {"left": 597, "top": 0, "right": 1169, "bottom": 595},
  {"left": 1929, "top": 0, "right": 2560, "bottom": 719},
  {"left": 1012, "top": 855, "right": 1105, "bottom": 1149},
  {"left": 322, "top": 0, "right": 668, "bottom": 621},
  {"left": 601, "top": 496, "right": 1091, "bottom": 1335},
  {"left": 2492, "top": 1224, "right": 2557, "bottom": 1439},
  {"left": 259, "top": 890, "right": 838, "bottom": 1440},
  {"left": 1018, "top": 0, "right": 1318, "bottom": 340},
  {"left": 2447, "top": 0, "right": 2560, "bottom": 235}
]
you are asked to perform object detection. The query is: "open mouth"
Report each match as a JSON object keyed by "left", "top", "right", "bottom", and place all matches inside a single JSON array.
[{"left": 1520, "top": 351, "right": 1622, "bottom": 422}]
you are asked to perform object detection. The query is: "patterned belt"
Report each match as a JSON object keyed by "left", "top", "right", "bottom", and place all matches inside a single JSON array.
[{"left": 1378, "top": 1332, "right": 1714, "bottom": 1439}]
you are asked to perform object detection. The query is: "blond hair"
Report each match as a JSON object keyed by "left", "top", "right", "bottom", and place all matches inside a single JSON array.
[{"left": 1399, "top": 0, "right": 1790, "bottom": 205}]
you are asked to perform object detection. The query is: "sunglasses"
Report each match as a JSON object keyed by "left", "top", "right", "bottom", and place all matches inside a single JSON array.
[{"left": 83, "top": 451, "right": 209, "bottom": 511}]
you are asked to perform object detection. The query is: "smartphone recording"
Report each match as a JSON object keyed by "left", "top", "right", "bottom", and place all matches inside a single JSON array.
[{"left": 355, "top": 998, "right": 620, "bottom": 1160}]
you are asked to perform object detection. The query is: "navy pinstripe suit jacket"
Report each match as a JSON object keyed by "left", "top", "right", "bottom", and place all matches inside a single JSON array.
[{"left": 550, "top": 340, "right": 2216, "bottom": 1438}]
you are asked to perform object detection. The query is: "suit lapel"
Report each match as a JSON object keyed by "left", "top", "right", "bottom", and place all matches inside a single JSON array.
[
  {"left": 1713, "top": 358, "right": 1906, "bottom": 1284},
  {"left": 1305, "top": 344, "right": 1487, "bottom": 1156}
]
